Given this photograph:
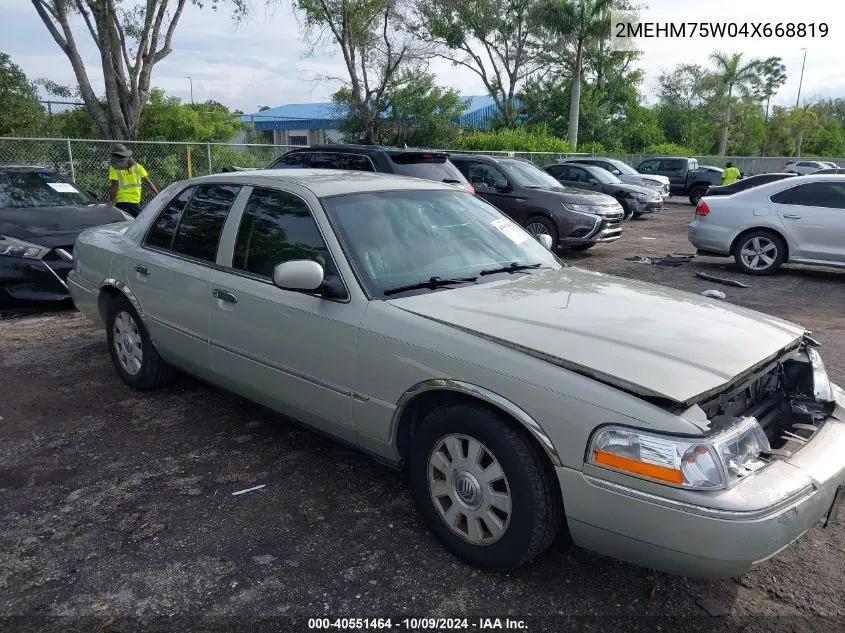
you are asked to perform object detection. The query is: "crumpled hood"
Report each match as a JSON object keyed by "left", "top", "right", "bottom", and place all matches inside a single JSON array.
[
  {"left": 387, "top": 268, "right": 805, "bottom": 404},
  {"left": 0, "top": 204, "right": 127, "bottom": 239}
]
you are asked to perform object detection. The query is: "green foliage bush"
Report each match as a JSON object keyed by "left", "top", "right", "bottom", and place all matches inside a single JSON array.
[
  {"left": 644, "top": 142, "right": 698, "bottom": 156},
  {"left": 453, "top": 128, "right": 575, "bottom": 153}
]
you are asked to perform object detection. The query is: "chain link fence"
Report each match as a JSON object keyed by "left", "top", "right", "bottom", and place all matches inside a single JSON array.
[
  {"left": 0, "top": 137, "right": 296, "bottom": 205},
  {"left": 2, "top": 137, "right": 844, "bottom": 200}
]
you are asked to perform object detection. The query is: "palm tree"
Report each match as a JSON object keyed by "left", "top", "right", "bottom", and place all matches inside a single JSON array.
[
  {"left": 538, "top": 0, "right": 613, "bottom": 148},
  {"left": 710, "top": 52, "right": 761, "bottom": 155}
]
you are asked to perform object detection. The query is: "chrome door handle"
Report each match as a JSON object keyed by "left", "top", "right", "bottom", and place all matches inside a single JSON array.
[
  {"left": 134, "top": 264, "right": 149, "bottom": 275},
  {"left": 782, "top": 214, "right": 802, "bottom": 219},
  {"left": 212, "top": 289, "right": 238, "bottom": 304}
]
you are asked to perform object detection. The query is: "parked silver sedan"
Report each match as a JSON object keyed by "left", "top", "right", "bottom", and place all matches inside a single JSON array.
[
  {"left": 689, "top": 174, "right": 845, "bottom": 275},
  {"left": 68, "top": 169, "right": 845, "bottom": 578}
]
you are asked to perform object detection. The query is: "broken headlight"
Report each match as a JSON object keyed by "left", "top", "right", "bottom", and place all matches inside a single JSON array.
[
  {"left": 588, "top": 417, "right": 771, "bottom": 490},
  {"left": 0, "top": 235, "right": 51, "bottom": 259}
]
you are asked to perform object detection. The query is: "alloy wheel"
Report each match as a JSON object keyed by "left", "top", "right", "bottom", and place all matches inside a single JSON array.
[
  {"left": 740, "top": 236, "right": 778, "bottom": 271},
  {"left": 112, "top": 310, "right": 144, "bottom": 376}
]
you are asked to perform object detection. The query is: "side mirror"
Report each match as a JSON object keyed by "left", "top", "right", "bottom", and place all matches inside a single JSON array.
[
  {"left": 537, "top": 234, "right": 553, "bottom": 250},
  {"left": 273, "top": 260, "right": 324, "bottom": 291},
  {"left": 493, "top": 179, "right": 510, "bottom": 192}
]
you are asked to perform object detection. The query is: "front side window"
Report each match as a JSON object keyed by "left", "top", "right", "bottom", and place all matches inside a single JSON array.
[
  {"left": 233, "top": 188, "right": 331, "bottom": 278},
  {"left": 271, "top": 152, "right": 307, "bottom": 168},
  {"left": 145, "top": 186, "right": 196, "bottom": 250},
  {"left": 466, "top": 163, "right": 507, "bottom": 188},
  {"left": 638, "top": 160, "right": 660, "bottom": 172},
  {"left": 171, "top": 185, "right": 241, "bottom": 262},
  {"left": 322, "top": 189, "right": 561, "bottom": 297},
  {"left": 0, "top": 169, "right": 93, "bottom": 208}
]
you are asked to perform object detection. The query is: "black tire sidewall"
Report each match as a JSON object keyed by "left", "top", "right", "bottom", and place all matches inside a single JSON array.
[
  {"left": 408, "top": 405, "right": 550, "bottom": 571},
  {"left": 106, "top": 297, "right": 158, "bottom": 389},
  {"left": 689, "top": 186, "right": 707, "bottom": 205},
  {"left": 733, "top": 230, "right": 786, "bottom": 275},
  {"left": 524, "top": 215, "right": 559, "bottom": 246}
]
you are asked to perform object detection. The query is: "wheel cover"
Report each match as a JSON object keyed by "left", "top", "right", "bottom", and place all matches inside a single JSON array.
[
  {"left": 112, "top": 310, "right": 144, "bottom": 376},
  {"left": 525, "top": 222, "right": 549, "bottom": 237},
  {"left": 740, "top": 236, "right": 778, "bottom": 270},
  {"left": 427, "top": 434, "right": 512, "bottom": 546}
]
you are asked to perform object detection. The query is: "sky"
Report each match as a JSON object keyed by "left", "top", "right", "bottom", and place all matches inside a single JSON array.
[{"left": 0, "top": 0, "right": 840, "bottom": 115}]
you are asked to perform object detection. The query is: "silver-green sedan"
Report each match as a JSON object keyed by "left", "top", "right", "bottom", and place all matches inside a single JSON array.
[{"left": 67, "top": 169, "right": 845, "bottom": 578}]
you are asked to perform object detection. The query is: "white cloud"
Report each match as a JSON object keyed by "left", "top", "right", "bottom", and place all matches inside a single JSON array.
[{"left": 0, "top": 0, "right": 840, "bottom": 114}]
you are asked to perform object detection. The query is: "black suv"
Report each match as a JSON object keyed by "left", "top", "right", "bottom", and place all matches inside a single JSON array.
[
  {"left": 448, "top": 154, "right": 625, "bottom": 251},
  {"left": 263, "top": 144, "right": 473, "bottom": 191}
]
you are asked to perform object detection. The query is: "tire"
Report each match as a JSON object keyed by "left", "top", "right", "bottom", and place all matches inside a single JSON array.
[
  {"left": 732, "top": 229, "right": 787, "bottom": 276},
  {"left": 407, "top": 402, "right": 563, "bottom": 571},
  {"left": 689, "top": 185, "right": 708, "bottom": 206},
  {"left": 618, "top": 199, "right": 634, "bottom": 221},
  {"left": 106, "top": 295, "right": 173, "bottom": 389},
  {"left": 569, "top": 243, "right": 595, "bottom": 251},
  {"left": 523, "top": 215, "right": 559, "bottom": 247}
]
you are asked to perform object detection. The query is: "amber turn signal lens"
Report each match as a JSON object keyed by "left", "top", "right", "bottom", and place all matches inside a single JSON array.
[{"left": 593, "top": 450, "right": 685, "bottom": 484}]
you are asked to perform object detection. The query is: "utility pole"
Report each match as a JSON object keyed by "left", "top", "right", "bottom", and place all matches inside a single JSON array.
[
  {"left": 795, "top": 48, "right": 807, "bottom": 107},
  {"left": 186, "top": 76, "right": 194, "bottom": 105}
]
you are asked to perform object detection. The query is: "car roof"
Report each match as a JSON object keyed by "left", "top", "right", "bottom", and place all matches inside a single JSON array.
[
  {"left": 285, "top": 144, "right": 449, "bottom": 155},
  {"left": 186, "top": 168, "right": 456, "bottom": 197}
]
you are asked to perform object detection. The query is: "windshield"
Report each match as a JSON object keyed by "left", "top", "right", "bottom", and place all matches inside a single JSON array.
[
  {"left": 322, "top": 189, "right": 561, "bottom": 297},
  {"left": 585, "top": 166, "right": 620, "bottom": 184},
  {"left": 608, "top": 160, "right": 639, "bottom": 176},
  {"left": 500, "top": 160, "right": 561, "bottom": 188},
  {"left": 0, "top": 170, "right": 93, "bottom": 209}
]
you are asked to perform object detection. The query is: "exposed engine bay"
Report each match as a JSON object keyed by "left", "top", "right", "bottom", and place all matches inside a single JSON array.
[{"left": 681, "top": 334, "right": 836, "bottom": 460}]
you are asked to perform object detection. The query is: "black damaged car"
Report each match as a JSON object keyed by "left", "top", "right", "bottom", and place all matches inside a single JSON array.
[{"left": 0, "top": 165, "right": 129, "bottom": 306}]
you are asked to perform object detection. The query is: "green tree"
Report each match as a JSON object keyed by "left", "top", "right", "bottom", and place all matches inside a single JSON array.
[
  {"left": 535, "top": 0, "right": 613, "bottom": 147},
  {"left": 0, "top": 52, "right": 45, "bottom": 136},
  {"left": 414, "top": 0, "right": 546, "bottom": 128},
  {"left": 137, "top": 89, "right": 240, "bottom": 142},
  {"left": 655, "top": 64, "right": 719, "bottom": 153},
  {"left": 293, "top": 0, "right": 423, "bottom": 144},
  {"left": 709, "top": 51, "right": 761, "bottom": 155},
  {"left": 754, "top": 56, "right": 787, "bottom": 122},
  {"left": 30, "top": 1, "right": 251, "bottom": 139},
  {"left": 726, "top": 97, "right": 766, "bottom": 155}
]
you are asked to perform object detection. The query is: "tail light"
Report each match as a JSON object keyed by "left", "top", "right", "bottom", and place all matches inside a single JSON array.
[{"left": 695, "top": 201, "right": 710, "bottom": 216}]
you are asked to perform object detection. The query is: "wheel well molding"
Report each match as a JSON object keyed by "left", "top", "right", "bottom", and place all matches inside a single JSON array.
[
  {"left": 98, "top": 279, "right": 144, "bottom": 317},
  {"left": 392, "top": 379, "right": 562, "bottom": 467}
]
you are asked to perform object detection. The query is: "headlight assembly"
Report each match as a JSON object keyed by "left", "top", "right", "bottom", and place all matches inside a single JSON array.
[
  {"left": 0, "top": 236, "right": 51, "bottom": 259},
  {"left": 587, "top": 417, "right": 771, "bottom": 490},
  {"left": 563, "top": 202, "right": 603, "bottom": 215}
]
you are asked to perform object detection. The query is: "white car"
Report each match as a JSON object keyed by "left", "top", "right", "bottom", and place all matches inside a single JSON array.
[
  {"left": 782, "top": 160, "right": 830, "bottom": 175},
  {"left": 555, "top": 157, "right": 671, "bottom": 196},
  {"left": 688, "top": 174, "right": 845, "bottom": 275}
]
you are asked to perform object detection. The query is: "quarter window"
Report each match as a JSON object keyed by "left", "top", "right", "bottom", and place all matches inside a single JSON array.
[
  {"left": 233, "top": 188, "right": 331, "bottom": 278},
  {"left": 144, "top": 186, "right": 196, "bottom": 250},
  {"left": 171, "top": 185, "right": 241, "bottom": 262}
]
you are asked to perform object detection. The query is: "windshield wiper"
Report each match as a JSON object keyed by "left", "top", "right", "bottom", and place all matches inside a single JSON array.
[
  {"left": 479, "top": 262, "right": 544, "bottom": 276},
  {"left": 442, "top": 178, "right": 463, "bottom": 184},
  {"left": 383, "top": 275, "right": 477, "bottom": 296}
]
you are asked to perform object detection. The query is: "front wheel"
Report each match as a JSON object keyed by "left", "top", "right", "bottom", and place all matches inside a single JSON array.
[
  {"left": 523, "top": 215, "right": 559, "bottom": 248},
  {"left": 689, "top": 186, "right": 708, "bottom": 206},
  {"left": 732, "top": 230, "right": 787, "bottom": 275},
  {"left": 407, "top": 403, "right": 563, "bottom": 571}
]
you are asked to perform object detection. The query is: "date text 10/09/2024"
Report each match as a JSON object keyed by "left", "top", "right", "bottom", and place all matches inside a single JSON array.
[
  {"left": 615, "top": 22, "right": 829, "bottom": 39},
  {"left": 308, "top": 618, "right": 527, "bottom": 630}
]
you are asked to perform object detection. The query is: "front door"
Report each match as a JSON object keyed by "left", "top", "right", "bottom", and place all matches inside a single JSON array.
[
  {"left": 127, "top": 184, "right": 242, "bottom": 378},
  {"left": 460, "top": 161, "right": 523, "bottom": 219},
  {"left": 208, "top": 186, "right": 365, "bottom": 443},
  {"left": 552, "top": 164, "right": 602, "bottom": 192},
  {"left": 773, "top": 181, "right": 845, "bottom": 263}
]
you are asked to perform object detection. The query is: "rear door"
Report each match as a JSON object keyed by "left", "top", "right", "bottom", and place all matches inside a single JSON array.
[
  {"left": 772, "top": 181, "right": 845, "bottom": 262},
  {"left": 127, "top": 184, "right": 242, "bottom": 377}
]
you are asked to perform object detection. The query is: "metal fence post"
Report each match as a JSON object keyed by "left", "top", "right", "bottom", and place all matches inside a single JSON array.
[
  {"left": 207, "top": 142, "right": 212, "bottom": 174},
  {"left": 67, "top": 138, "right": 76, "bottom": 182}
]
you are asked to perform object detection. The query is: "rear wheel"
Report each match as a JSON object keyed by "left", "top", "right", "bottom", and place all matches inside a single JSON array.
[
  {"left": 732, "top": 229, "right": 787, "bottom": 275},
  {"left": 106, "top": 295, "right": 173, "bottom": 389},
  {"left": 689, "top": 185, "right": 708, "bottom": 206},
  {"left": 407, "top": 403, "right": 563, "bottom": 571},
  {"left": 523, "top": 215, "right": 559, "bottom": 248}
]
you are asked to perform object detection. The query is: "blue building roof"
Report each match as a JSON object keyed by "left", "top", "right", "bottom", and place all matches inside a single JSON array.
[{"left": 241, "top": 95, "right": 519, "bottom": 131}]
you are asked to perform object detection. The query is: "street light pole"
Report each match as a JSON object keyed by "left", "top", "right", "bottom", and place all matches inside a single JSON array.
[
  {"left": 186, "top": 76, "right": 194, "bottom": 105},
  {"left": 795, "top": 48, "right": 807, "bottom": 108}
]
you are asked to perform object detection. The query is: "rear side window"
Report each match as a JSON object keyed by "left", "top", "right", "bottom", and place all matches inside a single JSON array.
[
  {"left": 389, "top": 154, "right": 468, "bottom": 183},
  {"left": 271, "top": 152, "right": 308, "bottom": 168},
  {"left": 233, "top": 188, "right": 331, "bottom": 278},
  {"left": 309, "top": 152, "right": 343, "bottom": 169},
  {"left": 145, "top": 186, "right": 196, "bottom": 249},
  {"left": 171, "top": 185, "right": 241, "bottom": 262},
  {"left": 344, "top": 154, "right": 375, "bottom": 171},
  {"left": 660, "top": 159, "right": 686, "bottom": 171}
]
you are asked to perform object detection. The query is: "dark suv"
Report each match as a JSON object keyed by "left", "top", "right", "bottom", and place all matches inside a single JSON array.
[
  {"left": 448, "top": 154, "right": 625, "bottom": 251},
  {"left": 263, "top": 144, "right": 474, "bottom": 191}
]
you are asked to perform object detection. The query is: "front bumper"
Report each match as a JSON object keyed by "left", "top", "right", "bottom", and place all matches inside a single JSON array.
[
  {"left": 560, "top": 209, "right": 624, "bottom": 246},
  {"left": 0, "top": 253, "right": 73, "bottom": 304},
  {"left": 561, "top": 384, "right": 845, "bottom": 579}
]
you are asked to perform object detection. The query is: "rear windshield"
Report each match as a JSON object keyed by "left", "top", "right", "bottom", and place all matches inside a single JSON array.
[
  {"left": 0, "top": 169, "right": 93, "bottom": 209},
  {"left": 389, "top": 154, "right": 468, "bottom": 183}
]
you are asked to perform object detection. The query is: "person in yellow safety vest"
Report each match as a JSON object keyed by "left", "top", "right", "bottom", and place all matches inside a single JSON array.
[
  {"left": 722, "top": 161, "right": 741, "bottom": 186},
  {"left": 106, "top": 144, "right": 158, "bottom": 218}
]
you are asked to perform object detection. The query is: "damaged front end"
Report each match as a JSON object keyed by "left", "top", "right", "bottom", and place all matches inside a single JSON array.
[{"left": 683, "top": 334, "right": 836, "bottom": 463}]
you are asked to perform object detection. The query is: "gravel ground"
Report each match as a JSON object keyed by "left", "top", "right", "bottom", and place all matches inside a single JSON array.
[{"left": 1, "top": 202, "right": 844, "bottom": 633}]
